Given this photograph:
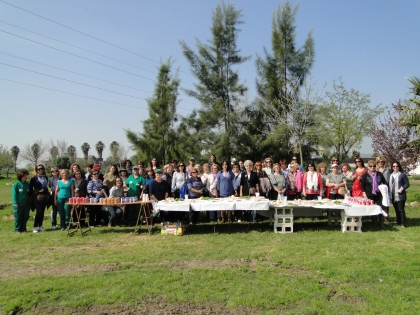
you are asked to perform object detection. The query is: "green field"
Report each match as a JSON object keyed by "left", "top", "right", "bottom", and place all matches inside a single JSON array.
[{"left": 0, "top": 176, "right": 419, "bottom": 315}]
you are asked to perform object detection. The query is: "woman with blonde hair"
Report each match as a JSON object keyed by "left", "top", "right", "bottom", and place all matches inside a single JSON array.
[
  {"left": 341, "top": 163, "right": 353, "bottom": 196},
  {"left": 55, "top": 169, "right": 74, "bottom": 231}
]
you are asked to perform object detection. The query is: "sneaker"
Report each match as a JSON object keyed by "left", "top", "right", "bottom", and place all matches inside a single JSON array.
[
  {"left": 38, "top": 226, "right": 46, "bottom": 231},
  {"left": 33, "top": 227, "right": 38, "bottom": 233},
  {"left": 238, "top": 219, "right": 242, "bottom": 223},
  {"left": 52, "top": 225, "right": 57, "bottom": 230}
]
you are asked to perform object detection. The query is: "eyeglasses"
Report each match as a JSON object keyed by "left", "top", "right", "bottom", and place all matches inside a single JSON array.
[
  {"left": 355, "top": 160, "right": 361, "bottom": 163},
  {"left": 52, "top": 170, "right": 58, "bottom": 173},
  {"left": 116, "top": 179, "right": 122, "bottom": 182},
  {"left": 332, "top": 160, "right": 338, "bottom": 162},
  {"left": 368, "top": 166, "right": 376, "bottom": 168},
  {"left": 392, "top": 165, "right": 399, "bottom": 168},
  {"left": 265, "top": 161, "right": 272, "bottom": 163},
  {"left": 37, "top": 168, "right": 44, "bottom": 171}
]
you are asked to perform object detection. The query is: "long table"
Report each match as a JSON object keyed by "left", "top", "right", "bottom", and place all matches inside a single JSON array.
[
  {"left": 66, "top": 201, "right": 153, "bottom": 236},
  {"left": 155, "top": 199, "right": 270, "bottom": 212},
  {"left": 155, "top": 199, "right": 386, "bottom": 233}
]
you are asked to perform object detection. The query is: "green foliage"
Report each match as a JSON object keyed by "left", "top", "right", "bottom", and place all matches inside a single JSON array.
[
  {"left": 126, "top": 59, "right": 180, "bottom": 166},
  {"left": 0, "top": 145, "right": 14, "bottom": 178},
  {"left": 256, "top": 0, "right": 314, "bottom": 108},
  {"left": 56, "top": 156, "right": 70, "bottom": 169},
  {"left": 318, "top": 77, "right": 383, "bottom": 162},
  {"left": 180, "top": 0, "right": 250, "bottom": 161},
  {"left": 95, "top": 141, "right": 105, "bottom": 161},
  {"left": 80, "top": 142, "right": 91, "bottom": 166}
]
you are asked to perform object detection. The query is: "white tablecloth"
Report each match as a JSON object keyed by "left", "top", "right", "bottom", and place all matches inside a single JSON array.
[{"left": 156, "top": 199, "right": 271, "bottom": 212}]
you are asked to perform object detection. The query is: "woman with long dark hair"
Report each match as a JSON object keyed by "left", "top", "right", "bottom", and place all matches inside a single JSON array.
[
  {"left": 29, "top": 164, "right": 50, "bottom": 233},
  {"left": 389, "top": 161, "right": 410, "bottom": 228},
  {"left": 12, "top": 169, "right": 30, "bottom": 234}
]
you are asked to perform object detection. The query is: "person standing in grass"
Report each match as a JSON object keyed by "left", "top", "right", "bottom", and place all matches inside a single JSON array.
[
  {"left": 55, "top": 169, "right": 74, "bottom": 231},
  {"left": 29, "top": 164, "right": 51, "bottom": 233},
  {"left": 48, "top": 167, "right": 60, "bottom": 230},
  {"left": 12, "top": 169, "right": 30, "bottom": 234},
  {"left": 389, "top": 161, "right": 410, "bottom": 228},
  {"left": 125, "top": 165, "right": 145, "bottom": 226}
]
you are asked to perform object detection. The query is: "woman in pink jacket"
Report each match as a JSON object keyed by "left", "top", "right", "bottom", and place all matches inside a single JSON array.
[
  {"left": 302, "top": 163, "right": 323, "bottom": 200},
  {"left": 287, "top": 163, "right": 303, "bottom": 200}
]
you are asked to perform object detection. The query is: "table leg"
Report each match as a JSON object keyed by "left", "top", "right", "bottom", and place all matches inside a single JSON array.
[{"left": 134, "top": 203, "right": 152, "bottom": 234}]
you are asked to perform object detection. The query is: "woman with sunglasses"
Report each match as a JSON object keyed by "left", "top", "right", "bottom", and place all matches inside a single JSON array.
[
  {"left": 352, "top": 157, "right": 366, "bottom": 197},
  {"left": 87, "top": 170, "right": 105, "bottom": 227},
  {"left": 389, "top": 161, "right": 410, "bottom": 228},
  {"left": 361, "top": 161, "right": 387, "bottom": 224},
  {"left": 48, "top": 168, "right": 60, "bottom": 229},
  {"left": 263, "top": 158, "right": 273, "bottom": 175},
  {"left": 29, "top": 164, "right": 51, "bottom": 233},
  {"left": 107, "top": 177, "right": 125, "bottom": 227},
  {"left": 302, "top": 163, "right": 323, "bottom": 200},
  {"left": 55, "top": 169, "right": 74, "bottom": 231}
]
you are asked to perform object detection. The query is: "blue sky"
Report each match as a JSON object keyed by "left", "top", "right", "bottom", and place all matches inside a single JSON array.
[{"left": 1, "top": 0, "right": 419, "bottom": 164}]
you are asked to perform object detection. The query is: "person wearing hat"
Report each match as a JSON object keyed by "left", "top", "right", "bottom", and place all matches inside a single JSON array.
[
  {"left": 125, "top": 165, "right": 145, "bottom": 226},
  {"left": 186, "top": 157, "right": 196, "bottom": 176},
  {"left": 326, "top": 164, "right": 346, "bottom": 200},
  {"left": 150, "top": 169, "right": 169, "bottom": 223},
  {"left": 87, "top": 164, "right": 104, "bottom": 182}
]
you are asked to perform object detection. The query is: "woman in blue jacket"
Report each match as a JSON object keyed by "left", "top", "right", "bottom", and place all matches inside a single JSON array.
[
  {"left": 389, "top": 161, "right": 410, "bottom": 228},
  {"left": 214, "top": 160, "right": 234, "bottom": 223}
]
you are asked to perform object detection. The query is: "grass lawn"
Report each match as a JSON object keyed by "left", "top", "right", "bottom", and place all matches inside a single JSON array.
[{"left": 0, "top": 176, "right": 419, "bottom": 314}]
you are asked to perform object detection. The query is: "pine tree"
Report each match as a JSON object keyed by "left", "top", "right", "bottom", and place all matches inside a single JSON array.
[
  {"left": 180, "top": 1, "right": 250, "bottom": 162},
  {"left": 126, "top": 59, "right": 180, "bottom": 166}
]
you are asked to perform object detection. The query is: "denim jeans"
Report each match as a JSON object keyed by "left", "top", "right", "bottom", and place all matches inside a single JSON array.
[
  {"left": 393, "top": 200, "right": 407, "bottom": 226},
  {"left": 107, "top": 206, "right": 122, "bottom": 226}
]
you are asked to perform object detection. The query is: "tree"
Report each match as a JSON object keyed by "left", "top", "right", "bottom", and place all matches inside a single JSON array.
[
  {"left": 49, "top": 146, "right": 59, "bottom": 166},
  {"left": 263, "top": 78, "right": 323, "bottom": 164},
  {"left": 10, "top": 145, "right": 19, "bottom": 172},
  {"left": 56, "top": 156, "right": 70, "bottom": 169},
  {"left": 48, "top": 139, "right": 68, "bottom": 156},
  {"left": 66, "top": 145, "right": 77, "bottom": 164},
  {"left": 95, "top": 141, "right": 105, "bottom": 164},
  {"left": 0, "top": 145, "right": 14, "bottom": 178},
  {"left": 318, "top": 78, "right": 383, "bottom": 162},
  {"left": 20, "top": 140, "right": 48, "bottom": 167},
  {"left": 81, "top": 142, "right": 91, "bottom": 166},
  {"left": 180, "top": 1, "right": 250, "bottom": 162},
  {"left": 126, "top": 60, "right": 180, "bottom": 166},
  {"left": 255, "top": 0, "right": 314, "bottom": 109},
  {"left": 370, "top": 105, "right": 418, "bottom": 172},
  {"left": 399, "top": 76, "right": 420, "bottom": 135},
  {"left": 109, "top": 141, "right": 120, "bottom": 164}
]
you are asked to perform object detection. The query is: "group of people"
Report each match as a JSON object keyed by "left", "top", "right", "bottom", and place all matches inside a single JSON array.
[{"left": 11, "top": 154, "right": 410, "bottom": 234}]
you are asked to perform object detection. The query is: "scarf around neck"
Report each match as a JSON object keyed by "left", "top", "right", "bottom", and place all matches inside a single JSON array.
[{"left": 368, "top": 170, "right": 378, "bottom": 195}]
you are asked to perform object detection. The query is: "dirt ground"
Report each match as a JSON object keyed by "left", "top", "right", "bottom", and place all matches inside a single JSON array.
[{"left": 12, "top": 298, "right": 260, "bottom": 315}]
